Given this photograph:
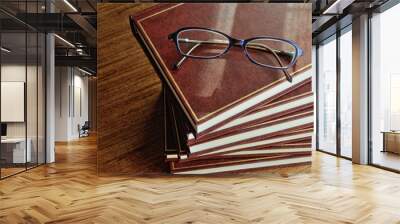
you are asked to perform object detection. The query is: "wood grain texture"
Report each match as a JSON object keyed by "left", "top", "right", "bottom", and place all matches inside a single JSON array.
[
  {"left": 88, "top": 77, "right": 97, "bottom": 131},
  {"left": 1, "top": 136, "right": 400, "bottom": 223},
  {"left": 97, "top": 3, "right": 167, "bottom": 175}
]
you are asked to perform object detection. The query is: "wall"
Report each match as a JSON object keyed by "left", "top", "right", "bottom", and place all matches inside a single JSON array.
[
  {"left": 1, "top": 61, "right": 46, "bottom": 169},
  {"left": 1, "top": 64, "right": 25, "bottom": 139},
  {"left": 97, "top": 3, "right": 166, "bottom": 175},
  {"left": 352, "top": 14, "right": 369, "bottom": 164},
  {"left": 72, "top": 72, "right": 89, "bottom": 137},
  {"left": 55, "top": 66, "right": 89, "bottom": 141},
  {"left": 55, "top": 66, "right": 70, "bottom": 141},
  {"left": 1, "top": 64, "right": 38, "bottom": 138}
]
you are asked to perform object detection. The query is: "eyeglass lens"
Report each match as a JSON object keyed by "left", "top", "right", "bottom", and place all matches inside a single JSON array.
[
  {"left": 245, "top": 38, "right": 296, "bottom": 68},
  {"left": 177, "top": 29, "right": 230, "bottom": 58},
  {"left": 176, "top": 29, "right": 297, "bottom": 69}
]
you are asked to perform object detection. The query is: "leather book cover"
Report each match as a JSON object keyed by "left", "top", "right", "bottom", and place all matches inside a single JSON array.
[
  {"left": 168, "top": 95, "right": 313, "bottom": 157},
  {"left": 187, "top": 110, "right": 314, "bottom": 152},
  {"left": 194, "top": 138, "right": 313, "bottom": 159},
  {"left": 166, "top": 91, "right": 312, "bottom": 173},
  {"left": 189, "top": 127, "right": 313, "bottom": 157},
  {"left": 166, "top": 86, "right": 314, "bottom": 157},
  {"left": 131, "top": 3, "right": 312, "bottom": 135},
  {"left": 167, "top": 77, "right": 313, "bottom": 146},
  {"left": 181, "top": 143, "right": 312, "bottom": 161},
  {"left": 169, "top": 153, "right": 311, "bottom": 174},
  {"left": 165, "top": 85, "right": 312, "bottom": 158},
  {"left": 164, "top": 87, "right": 179, "bottom": 161},
  {"left": 169, "top": 91, "right": 190, "bottom": 160},
  {"left": 188, "top": 103, "right": 313, "bottom": 146},
  {"left": 249, "top": 79, "right": 312, "bottom": 113},
  {"left": 186, "top": 77, "right": 312, "bottom": 144},
  {"left": 173, "top": 151, "right": 311, "bottom": 167}
]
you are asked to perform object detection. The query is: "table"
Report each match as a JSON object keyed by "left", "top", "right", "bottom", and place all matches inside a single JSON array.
[
  {"left": 382, "top": 131, "right": 400, "bottom": 154},
  {"left": 1, "top": 138, "right": 31, "bottom": 164}
]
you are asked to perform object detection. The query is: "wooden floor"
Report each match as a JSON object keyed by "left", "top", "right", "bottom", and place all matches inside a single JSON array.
[
  {"left": 1, "top": 136, "right": 400, "bottom": 223},
  {"left": 1, "top": 167, "right": 26, "bottom": 178},
  {"left": 373, "top": 150, "right": 400, "bottom": 171}
]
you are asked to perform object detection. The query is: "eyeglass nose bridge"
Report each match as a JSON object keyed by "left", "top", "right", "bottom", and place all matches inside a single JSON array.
[{"left": 231, "top": 38, "right": 245, "bottom": 47}]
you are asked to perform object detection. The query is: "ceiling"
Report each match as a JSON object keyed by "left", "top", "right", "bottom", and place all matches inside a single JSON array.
[
  {"left": 0, "top": 0, "right": 97, "bottom": 73},
  {"left": 311, "top": 0, "right": 390, "bottom": 43}
]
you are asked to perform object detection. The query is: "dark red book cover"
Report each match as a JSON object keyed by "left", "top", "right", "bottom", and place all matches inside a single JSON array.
[
  {"left": 167, "top": 78, "right": 313, "bottom": 149},
  {"left": 187, "top": 79, "right": 313, "bottom": 145},
  {"left": 167, "top": 87, "right": 312, "bottom": 156},
  {"left": 189, "top": 127, "right": 313, "bottom": 157},
  {"left": 131, "top": 3, "right": 312, "bottom": 135},
  {"left": 165, "top": 90, "right": 312, "bottom": 174},
  {"left": 188, "top": 103, "right": 313, "bottom": 146},
  {"left": 164, "top": 88, "right": 180, "bottom": 161},
  {"left": 169, "top": 153, "right": 311, "bottom": 174},
  {"left": 165, "top": 85, "right": 313, "bottom": 158}
]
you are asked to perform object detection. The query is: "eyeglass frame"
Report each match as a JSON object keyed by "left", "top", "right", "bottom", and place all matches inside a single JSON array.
[{"left": 168, "top": 27, "right": 304, "bottom": 82}]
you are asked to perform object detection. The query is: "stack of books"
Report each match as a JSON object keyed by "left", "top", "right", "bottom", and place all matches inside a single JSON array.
[{"left": 131, "top": 3, "right": 313, "bottom": 174}]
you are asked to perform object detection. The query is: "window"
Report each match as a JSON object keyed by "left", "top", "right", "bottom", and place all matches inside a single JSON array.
[
  {"left": 339, "top": 27, "right": 352, "bottom": 158},
  {"left": 317, "top": 35, "right": 337, "bottom": 155},
  {"left": 370, "top": 3, "right": 400, "bottom": 171},
  {"left": 0, "top": 1, "right": 46, "bottom": 179}
]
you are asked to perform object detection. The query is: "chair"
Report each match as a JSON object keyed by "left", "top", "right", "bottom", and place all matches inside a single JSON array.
[{"left": 79, "top": 121, "right": 90, "bottom": 138}]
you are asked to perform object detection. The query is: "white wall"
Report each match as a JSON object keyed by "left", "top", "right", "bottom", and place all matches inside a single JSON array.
[
  {"left": 1, "top": 64, "right": 26, "bottom": 81},
  {"left": 1, "top": 82, "right": 25, "bottom": 122},
  {"left": 1, "top": 64, "right": 36, "bottom": 138},
  {"left": 1, "top": 65, "right": 26, "bottom": 133},
  {"left": 1, "top": 63, "right": 46, "bottom": 164},
  {"left": 55, "top": 66, "right": 70, "bottom": 141},
  {"left": 55, "top": 66, "right": 89, "bottom": 141},
  {"left": 72, "top": 73, "right": 89, "bottom": 138}
]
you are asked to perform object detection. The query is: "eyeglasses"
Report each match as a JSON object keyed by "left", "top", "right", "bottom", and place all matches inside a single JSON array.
[{"left": 168, "top": 27, "right": 304, "bottom": 82}]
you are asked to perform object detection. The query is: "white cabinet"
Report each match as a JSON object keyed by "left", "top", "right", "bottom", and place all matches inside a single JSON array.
[{"left": 1, "top": 138, "right": 32, "bottom": 163}]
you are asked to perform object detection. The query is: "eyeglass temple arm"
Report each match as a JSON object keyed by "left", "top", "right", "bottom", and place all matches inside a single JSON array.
[
  {"left": 173, "top": 39, "right": 292, "bottom": 82},
  {"left": 173, "top": 42, "right": 202, "bottom": 69},
  {"left": 173, "top": 39, "right": 228, "bottom": 69}
]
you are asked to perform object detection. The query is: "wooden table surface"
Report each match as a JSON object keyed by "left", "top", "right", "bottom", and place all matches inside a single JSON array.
[{"left": 97, "top": 3, "right": 168, "bottom": 175}]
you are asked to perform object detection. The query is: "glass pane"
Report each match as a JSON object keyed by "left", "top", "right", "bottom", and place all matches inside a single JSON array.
[
  {"left": 38, "top": 32, "right": 45, "bottom": 165},
  {"left": 340, "top": 28, "right": 352, "bottom": 158},
  {"left": 317, "top": 36, "right": 337, "bottom": 154},
  {"left": 1, "top": 30, "right": 27, "bottom": 177},
  {"left": 312, "top": 45, "right": 317, "bottom": 150},
  {"left": 27, "top": 31, "right": 38, "bottom": 169},
  {"left": 26, "top": 0, "right": 38, "bottom": 169},
  {"left": 371, "top": 4, "right": 400, "bottom": 171}
]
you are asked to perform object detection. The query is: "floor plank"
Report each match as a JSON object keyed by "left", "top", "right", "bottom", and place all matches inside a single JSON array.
[
  {"left": 1, "top": 135, "right": 400, "bottom": 223},
  {"left": 373, "top": 150, "right": 400, "bottom": 171}
]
